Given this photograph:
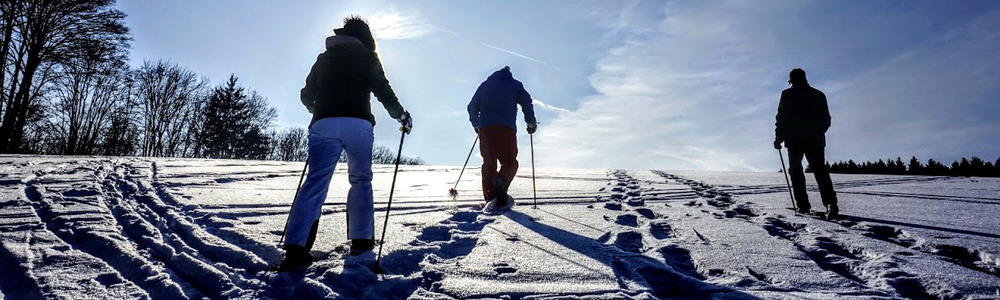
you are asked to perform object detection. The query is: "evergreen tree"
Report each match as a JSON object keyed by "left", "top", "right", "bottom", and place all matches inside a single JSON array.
[
  {"left": 969, "top": 157, "right": 986, "bottom": 177},
  {"left": 196, "top": 75, "right": 276, "bottom": 160},
  {"left": 876, "top": 159, "right": 888, "bottom": 174},
  {"left": 958, "top": 158, "right": 971, "bottom": 176},
  {"left": 995, "top": 158, "right": 1000, "bottom": 177},
  {"left": 926, "top": 159, "right": 947, "bottom": 176},
  {"left": 907, "top": 156, "right": 924, "bottom": 175}
]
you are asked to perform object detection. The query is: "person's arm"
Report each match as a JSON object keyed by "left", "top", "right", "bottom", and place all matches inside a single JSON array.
[
  {"left": 774, "top": 90, "right": 788, "bottom": 148},
  {"left": 819, "top": 91, "right": 831, "bottom": 134},
  {"left": 467, "top": 84, "right": 483, "bottom": 131},
  {"left": 369, "top": 53, "right": 404, "bottom": 119},
  {"left": 300, "top": 60, "right": 319, "bottom": 113},
  {"left": 516, "top": 82, "right": 537, "bottom": 126}
]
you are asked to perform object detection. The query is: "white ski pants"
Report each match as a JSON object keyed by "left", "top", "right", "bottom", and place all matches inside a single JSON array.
[{"left": 285, "top": 117, "right": 375, "bottom": 247}]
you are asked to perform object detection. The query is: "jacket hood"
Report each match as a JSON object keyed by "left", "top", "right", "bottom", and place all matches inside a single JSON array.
[
  {"left": 326, "top": 35, "right": 363, "bottom": 49},
  {"left": 488, "top": 66, "right": 512, "bottom": 80}
]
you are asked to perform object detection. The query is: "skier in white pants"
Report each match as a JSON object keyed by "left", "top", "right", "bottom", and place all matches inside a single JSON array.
[{"left": 278, "top": 16, "right": 412, "bottom": 272}]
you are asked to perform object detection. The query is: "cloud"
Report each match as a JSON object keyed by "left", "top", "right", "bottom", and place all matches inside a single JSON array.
[
  {"left": 536, "top": 1, "right": 1000, "bottom": 170},
  {"left": 533, "top": 99, "right": 570, "bottom": 114},
  {"left": 535, "top": 1, "right": 782, "bottom": 171},
  {"left": 367, "top": 10, "right": 433, "bottom": 39}
]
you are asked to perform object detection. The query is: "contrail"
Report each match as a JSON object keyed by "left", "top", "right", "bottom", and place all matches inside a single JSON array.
[{"left": 482, "top": 43, "right": 564, "bottom": 72}]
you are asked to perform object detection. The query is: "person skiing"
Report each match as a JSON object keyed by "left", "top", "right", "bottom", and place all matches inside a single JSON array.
[
  {"left": 467, "top": 66, "right": 537, "bottom": 214},
  {"left": 278, "top": 16, "right": 412, "bottom": 272},
  {"left": 774, "top": 68, "right": 838, "bottom": 218}
]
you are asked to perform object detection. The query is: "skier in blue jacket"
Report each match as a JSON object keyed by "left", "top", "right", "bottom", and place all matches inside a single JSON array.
[{"left": 467, "top": 66, "right": 537, "bottom": 213}]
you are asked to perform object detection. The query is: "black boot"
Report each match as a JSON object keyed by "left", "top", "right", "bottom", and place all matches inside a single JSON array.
[
  {"left": 493, "top": 175, "right": 509, "bottom": 206},
  {"left": 349, "top": 239, "right": 375, "bottom": 256},
  {"left": 277, "top": 244, "right": 313, "bottom": 272},
  {"left": 825, "top": 204, "right": 839, "bottom": 219}
]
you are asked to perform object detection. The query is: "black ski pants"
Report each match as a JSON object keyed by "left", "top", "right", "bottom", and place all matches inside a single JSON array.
[{"left": 786, "top": 147, "right": 837, "bottom": 210}]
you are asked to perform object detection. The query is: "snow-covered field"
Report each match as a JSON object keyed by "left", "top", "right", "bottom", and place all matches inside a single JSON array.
[{"left": 1, "top": 155, "right": 998, "bottom": 299}]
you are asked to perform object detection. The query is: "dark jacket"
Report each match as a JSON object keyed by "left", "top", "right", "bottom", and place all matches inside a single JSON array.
[
  {"left": 775, "top": 84, "right": 831, "bottom": 149},
  {"left": 467, "top": 67, "right": 536, "bottom": 131},
  {"left": 300, "top": 35, "right": 403, "bottom": 126}
]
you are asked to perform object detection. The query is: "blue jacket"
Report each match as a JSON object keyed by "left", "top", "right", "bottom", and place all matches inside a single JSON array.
[{"left": 467, "top": 67, "right": 536, "bottom": 131}]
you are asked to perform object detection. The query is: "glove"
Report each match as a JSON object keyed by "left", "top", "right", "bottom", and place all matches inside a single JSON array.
[
  {"left": 397, "top": 111, "right": 412, "bottom": 134},
  {"left": 526, "top": 122, "right": 538, "bottom": 134},
  {"left": 773, "top": 140, "right": 782, "bottom": 150}
]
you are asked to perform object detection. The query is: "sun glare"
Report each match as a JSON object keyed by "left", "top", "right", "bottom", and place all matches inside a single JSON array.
[{"left": 367, "top": 11, "right": 432, "bottom": 40}]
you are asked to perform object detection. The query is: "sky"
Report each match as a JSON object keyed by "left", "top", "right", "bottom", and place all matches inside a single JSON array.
[{"left": 118, "top": 0, "right": 1000, "bottom": 171}]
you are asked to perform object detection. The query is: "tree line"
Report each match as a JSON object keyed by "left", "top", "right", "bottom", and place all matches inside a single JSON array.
[
  {"left": 823, "top": 156, "right": 1000, "bottom": 177},
  {"left": 1, "top": 0, "right": 421, "bottom": 165}
]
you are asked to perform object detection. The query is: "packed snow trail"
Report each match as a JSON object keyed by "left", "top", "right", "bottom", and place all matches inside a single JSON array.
[{"left": 2, "top": 156, "right": 999, "bottom": 299}]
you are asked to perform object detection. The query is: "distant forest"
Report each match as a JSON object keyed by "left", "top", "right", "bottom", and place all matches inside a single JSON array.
[
  {"left": 0, "top": 1, "right": 421, "bottom": 165},
  {"left": 815, "top": 157, "right": 1000, "bottom": 177}
]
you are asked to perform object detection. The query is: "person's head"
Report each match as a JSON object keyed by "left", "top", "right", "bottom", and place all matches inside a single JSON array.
[
  {"left": 334, "top": 16, "right": 376, "bottom": 51},
  {"left": 788, "top": 68, "right": 807, "bottom": 86}
]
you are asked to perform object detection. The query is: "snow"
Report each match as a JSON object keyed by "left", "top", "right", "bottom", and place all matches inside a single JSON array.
[{"left": 1, "top": 155, "right": 998, "bottom": 299}]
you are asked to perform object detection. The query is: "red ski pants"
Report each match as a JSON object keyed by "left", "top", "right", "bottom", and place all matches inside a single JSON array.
[{"left": 479, "top": 125, "right": 518, "bottom": 201}]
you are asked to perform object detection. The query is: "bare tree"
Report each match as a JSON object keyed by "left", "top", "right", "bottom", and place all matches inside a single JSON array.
[
  {"left": 0, "top": 0, "right": 130, "bottom": 153},
  {"left": 272, "top": 127, "right": 307, "bottom": 161},
  {"left": 134, "top": 60, "right": 206, "bottom": 157},
  {"left": 372, "top": 144, "right": 424, "bottom": 165},
  {"left": 45, "top": 50, "right": 131, "bottom": 154}
]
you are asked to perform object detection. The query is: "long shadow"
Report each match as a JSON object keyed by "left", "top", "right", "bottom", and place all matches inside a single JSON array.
[
  {"left": 838, "top": 191, "right": 1000, "bottom": 205},
  {"left": 502, "top": 210, "right": 760, "bottom": 299},
  {"left": 844, "top": 215, "right": 1000, "bottom": 240}
]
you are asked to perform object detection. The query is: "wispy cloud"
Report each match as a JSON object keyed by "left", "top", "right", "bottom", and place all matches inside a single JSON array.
[
  {"left": 536, "top": 1, "right": 1000, "bottom": 170},
  {"left": 535, "top": 1, "right": 780, "bottom": 171},
  {"left": 533, "top": 98, "right": 570, "bottom": 114},
  {"left": 367, "top": 10, "right": 432, "bottom": 39}
]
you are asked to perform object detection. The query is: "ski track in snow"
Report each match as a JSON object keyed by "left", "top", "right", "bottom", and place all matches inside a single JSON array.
[
  {"left": 1, "top": 157, "right": 998, "bottom": 299},
  {"left": 648, "top": 171, "right": 997, "bottom": 299}
]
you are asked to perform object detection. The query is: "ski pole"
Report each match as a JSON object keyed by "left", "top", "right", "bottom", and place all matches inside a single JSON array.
[
  {"left": 448, "top": 135, "right": 479, "bottom": 204},
  {"left": 278, "top": 158, "right": 309, "bottom": 246},
  {"left": 778, "top": 148, "right": 795, "bottom": 210},
  {"left": 530, "top": 133, "right": 537, "bottom": 209},
  {"left": 373, "top": 129, "right": 406, "bottom": 274}
]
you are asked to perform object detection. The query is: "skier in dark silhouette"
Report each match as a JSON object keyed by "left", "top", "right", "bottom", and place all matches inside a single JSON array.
[
  {"left": 277, "top": 16, "right": 412, "bottom": 272},
  {"left": 774, "top": 68, "right": 838, "bottom": 218},
  {"left": 467, "top": 66, "right": 537, "bottom": 214}
]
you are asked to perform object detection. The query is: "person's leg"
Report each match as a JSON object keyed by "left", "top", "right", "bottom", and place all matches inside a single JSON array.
[
  {"left": 495, "top": 126, "right": 519, "bottom": 198},
  {"left": 805, "top": 148, "right": 838, "bottom": 208},
  {"left": 341, "top": 118, "right": 375, "bottom": 241},
  {"left": 284, "top": 119, "right": 343, "bottom": 249},
  {"left": 786, "top": 147, "right": 811, "bottom": 210},
  {"left": 479, "top": 127, "right": 499, "bottom": 201}
]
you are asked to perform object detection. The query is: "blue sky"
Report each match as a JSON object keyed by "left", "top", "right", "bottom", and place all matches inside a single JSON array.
[{"left": 118, "top": 0, "right": 1000, "bottom": 170}]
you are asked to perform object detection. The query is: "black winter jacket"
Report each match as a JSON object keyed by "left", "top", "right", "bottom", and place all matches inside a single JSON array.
[
  {"left": 300, "top": 35, "right": 404, "bottom": 126},
  {"left": 774, "top": 84, "right": 831, "bottom": 150}
]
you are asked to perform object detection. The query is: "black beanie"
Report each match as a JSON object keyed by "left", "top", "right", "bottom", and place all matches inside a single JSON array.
[{"left": 334, "top": 16, "right": 376, "bottom": 51}]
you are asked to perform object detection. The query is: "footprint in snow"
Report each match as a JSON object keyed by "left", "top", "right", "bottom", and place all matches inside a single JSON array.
[{"left": 615, "top": 214, "right": 639, "bottom": 227}]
